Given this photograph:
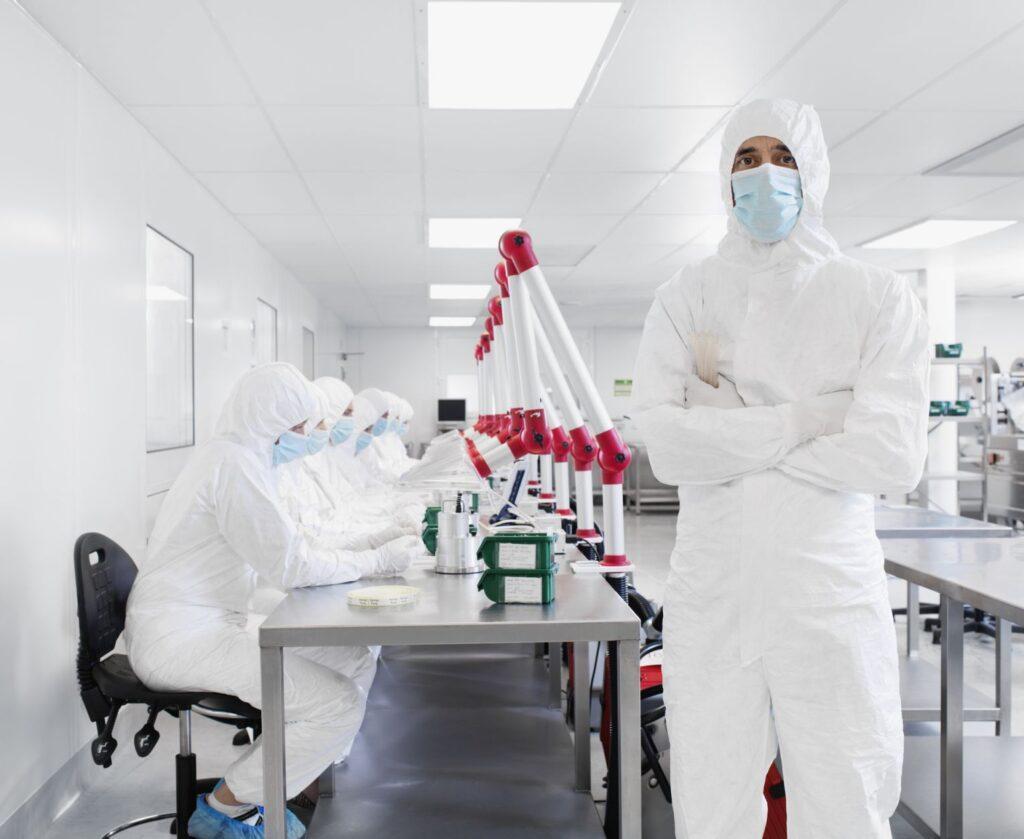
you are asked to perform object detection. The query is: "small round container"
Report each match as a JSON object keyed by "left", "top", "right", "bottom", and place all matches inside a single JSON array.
[{"left": 347, "top": 586, "right": 420, "bottom": 608}]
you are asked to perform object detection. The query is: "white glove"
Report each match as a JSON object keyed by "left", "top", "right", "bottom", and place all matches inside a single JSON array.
[
  {"left": 788, "top": 391, "right": 853, "bottom": 440},
  {"left": 364, "top": 523, "right": 410, "bottom": 549},
  {"left": 684, "top": 374, "right": 745, "bottom": 409},
  {"left": 366, "top": 534, "right": 425, "bottom": 577}
]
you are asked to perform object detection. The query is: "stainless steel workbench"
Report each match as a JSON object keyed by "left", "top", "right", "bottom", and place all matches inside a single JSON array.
[
  {"left": 875, "top": 504, "right": 1013, "bottom": 540},
  {"left": 258, "top": 564, "right": 641, "bottom": 839},
  {"left": 883, "top": 538, "right": 1024, "bottom": 838}
]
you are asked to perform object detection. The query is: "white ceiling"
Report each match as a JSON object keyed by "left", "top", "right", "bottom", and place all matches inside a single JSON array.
[{"left": 21, "top": 0, "right": 1024, "bottom": 328}]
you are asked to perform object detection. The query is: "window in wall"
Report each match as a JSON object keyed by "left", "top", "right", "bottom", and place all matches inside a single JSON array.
[
  {"left": 145, "top": 227, "right": 195, "bottom": 453},
  {"left": 302, "top": 327, "right": 316, "bottom": 379},
  {"left": 254, "top": 298, "right": 278, "bottom": 365}
]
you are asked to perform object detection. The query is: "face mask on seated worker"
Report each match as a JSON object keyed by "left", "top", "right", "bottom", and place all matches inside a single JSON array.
[
  {"left": 330, "top": 416, "right": 355, "bottom": 446},
  {"left": 355, "top": 431, "right": 374, "bottom": 455},
  {"left": 272, "top": 429, "right": 309, "bottom": 467},
  {"left": 731, "top": 162, "right": 803, "bottom": 243},
  {"left": 371, "top": 417, "right": 388, "bottom": 437}
]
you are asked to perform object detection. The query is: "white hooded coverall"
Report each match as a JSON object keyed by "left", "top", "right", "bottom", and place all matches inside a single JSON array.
[
  {"left": 632, "top": 99, "right": 929, "bottom": 839},
  {"left": 126, "top": 363, "right": 417, "bottom": 803}
]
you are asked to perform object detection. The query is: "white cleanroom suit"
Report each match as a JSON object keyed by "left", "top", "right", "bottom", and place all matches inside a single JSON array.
[
  {"left": 632, "top": 99, "right": 929, "bottom": 839},
  {"left": 125, "top": 363, "right": 423, "bottom": 803}
]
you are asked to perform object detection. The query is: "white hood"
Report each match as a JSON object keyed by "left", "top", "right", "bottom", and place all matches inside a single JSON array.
[{"left": 717, "top": 98, "right": 839, "bottom": 270}]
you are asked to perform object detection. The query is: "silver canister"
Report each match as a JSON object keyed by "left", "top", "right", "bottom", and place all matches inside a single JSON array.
[{"left": 435, "top": 505, "right": 483, "bottom": 574}]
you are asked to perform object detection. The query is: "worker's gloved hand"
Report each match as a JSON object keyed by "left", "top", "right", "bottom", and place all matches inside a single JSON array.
[
  {"left": 684, "top": 374, "right": 745, "bottom": 409},
  {"left": 368, "top": 534, "right": 425, "bottom": 577},
  {"left": 394, "top": 505, "right": 426, "bottom": 532},
  {"left": 364, "top": 523, "right": 410, "bottom": 549},
  {"left": 788, "top": 390, "right": 854, "bottom": 440}
]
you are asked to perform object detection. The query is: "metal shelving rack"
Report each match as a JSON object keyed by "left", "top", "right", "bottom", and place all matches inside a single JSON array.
[{"left": 923, "top": 348, "right": 991, "bottom": 518}]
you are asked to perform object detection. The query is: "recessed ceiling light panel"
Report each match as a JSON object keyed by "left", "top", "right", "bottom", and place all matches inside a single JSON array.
[
  {"left": 429, "top": 316, "right": 477, "bottom": 327},
  {"left": 428, "top": 2, "right": 621, "bottom": 109},
  {"left": 861, "top": 219, "right": 1016, "bottom": 249},
  {"left": 429, "top": 284, "right": 491, "bottom": 300}
]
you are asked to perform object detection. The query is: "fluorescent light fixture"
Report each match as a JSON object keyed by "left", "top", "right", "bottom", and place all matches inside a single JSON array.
[
  {"left": 428, "top": 2, "right": 621, "bottom": 109},
  {"left": 429, "top": 316, "right": 477, "bottom": 328},
  {"left": 147, "top": 285, "right": 188, "bottom": 302},
  {"left": 429, "top": 217, "right": 522, "bottom": 249},
  {"left": 1013, "top": 292, "right": 1024, "bottom": 300},
  {"left": 861, "top": 219, "right": 1016, "bottom": 249},
  {"left": 430, "top": 284, "right": 491, "bottom": 300}
]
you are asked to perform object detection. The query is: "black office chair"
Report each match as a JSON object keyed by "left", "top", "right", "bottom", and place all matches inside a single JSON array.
[{"left": 75, "top": 532, "right": 260, "bottom": 838}]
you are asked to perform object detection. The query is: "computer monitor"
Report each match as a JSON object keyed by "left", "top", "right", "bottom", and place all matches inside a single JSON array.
[{"left": 437, "top": 398, "right": 466, "bottom": 423}]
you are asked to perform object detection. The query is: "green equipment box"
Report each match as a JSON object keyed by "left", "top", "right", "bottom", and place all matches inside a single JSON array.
[
  {"left": 478, "top": 532, "right": 557, "bottom": 570},
  {"left": 477, "top": 568, "right": 556, "bottom": 604}
]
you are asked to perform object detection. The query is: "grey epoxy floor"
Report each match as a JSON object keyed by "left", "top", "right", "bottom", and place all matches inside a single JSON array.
[{"left": 38, "top": 507, "right": 1022, "bottom": 838}]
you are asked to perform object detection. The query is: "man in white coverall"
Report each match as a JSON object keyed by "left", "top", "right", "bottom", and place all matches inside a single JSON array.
[
  {"left": 631, "top": 99, "right": 929, "bottom": 838},
  {"left": 125, "top": 363, "right": 423, "bottom": 839}
]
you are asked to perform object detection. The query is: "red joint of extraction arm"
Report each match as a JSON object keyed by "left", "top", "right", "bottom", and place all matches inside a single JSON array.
[
  {"left": 509, "top": 407, "right": 525, "bottom": 438},
  {"left": 499, "top": 229, "right": 540, "bottom": 274},
  {"left": 551, "top": 425, "right": 571, "bottom": 464},
  {"left": 595, "top": 427, "right": 632, "bottom": 485},
  {"left": 498, "top": 413, "right": 512, "bottom": 442},
  {"left": 522, "top": 408, "right": 551, "bottom": 455},
  {"left": 478, "top": 334, "right": 492, "bottom": 433},
  {"left": 494, "top": 263, "right": 510, "bottom": 298},
  {"left": 568, "top": 424, "right": 599, "bottom": 471},
  {"left": 487, "top": 295, "right": 504, "bottom": 326}
]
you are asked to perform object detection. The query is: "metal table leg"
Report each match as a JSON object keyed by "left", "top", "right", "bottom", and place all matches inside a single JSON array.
[
  {"left": 996, "top": 617, "right": 1013, "bottom": 737},
  {"left": 261, "top": 645, "right": 287, "bottom": 839},
  {"left": 940, "top": 595, "right": 964, "bottom": 839},
  {"left": 573, "top": 641, "right": 591, "bottom": 792},
  {"left": 614, "top": 640, "right": 641, "bottom": 837},
  {"left": 907, "top": 582, "right": 920, "bottom": 657},
  {"left": 549, "top": 643, "right": 562, "bottom": 709}
]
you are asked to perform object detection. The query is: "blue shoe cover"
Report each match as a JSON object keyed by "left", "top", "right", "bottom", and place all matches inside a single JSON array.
[{"left": 187, "top": 793, "right": 306, "bottom": 839}]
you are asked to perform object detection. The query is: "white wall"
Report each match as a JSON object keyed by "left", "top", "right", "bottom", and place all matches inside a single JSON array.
[
  {"left": 956, "top": 297, "right": 1024, "bottom": 373},
  {"left": 0, "top": 2, "right": 342, "bottom": 826},
  {"left": 346, "top": 325, "right": 643, "bottom": 443}
]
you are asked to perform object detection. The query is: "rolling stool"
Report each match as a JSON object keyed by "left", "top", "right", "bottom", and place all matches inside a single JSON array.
[{"left": 75, "top": 532, "right": 261, "bottom": 837}]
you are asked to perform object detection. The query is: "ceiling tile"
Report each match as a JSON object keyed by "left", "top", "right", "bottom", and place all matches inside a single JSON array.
[
  {"left": 938, "top": 179, "right": 1024, "bottom": 220},
  {"left": 325, "top": 215, "right": 423, "bottom": 248},
  {"left": 206, "top": 0, "right": 418, "bottom": 104},
  {"left": 825, "top": 174, "right": 902, "bottom": 214},
  {"left": 306, "top": 172, "right": 423, "bottom": 214},
  {"left": 425, "top": 172, "right": 541, "bottom": 216},
  {"left": 638, "top": 172, "right": 724, "bottom": 214},
  {"left": 424, "top": 111, "right": 572, "bottom": 172},
  {"left": 552, "top": 107, "right": 727, "bottom": 172},
  {"left": 589, "top": 0, "right": 839, "bottom": 107},
  {"left": 531, "top": 173, "right": 663, "bottom": 215},
  {"left": 751, "top": 0, "right": 1024, "bottom": 109},
  {"left": 197, "top": 172, "right": 316, "bottom": 214},
  {"left": 605, "top": 215, "right": 712, "bottom": 245},
  {"left": 132, "top": 105, "right": 290, "bottom": 171},
  {"left": 575, "top": 243, "right": 678, "bottom": 276},
  {"left": 268, "top": 106, "right": 421, "bottom": 171},
  {"left": 828, "top": 111, "right": 1024, "bottom": 174},
  {"left": 840, "top": 175, "right": 1015, "bottom": 219},
  {"left": 902, "top": 26, "right": 1024, "bottom": 112},
  {"left": 677, "top": 127, "right": 724, "bottom": 172},
  {"left": 824, "top": 216, "right": 916, "bottom": 249},
  {"left": 20, "top": 0, "right": 255, "bottom": 104},
  {"left": 347, "top": 245, "right": 429, "bottom": 285},
  {"left": 816, "top": 110, "right": 883, "bottom": 147},
  {"left": 237, "top": 214, "right": 336, "bottom": 248},
  {"left": 519, "top": 215, "right": 622, "bottom": 246}
]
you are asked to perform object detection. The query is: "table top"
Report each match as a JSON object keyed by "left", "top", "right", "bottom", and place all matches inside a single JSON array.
[
  {"left": 874, "top": 504, "right": 1013, "bottom": 539},
  {"left": 882, "top": 538, "right": 1024, "bottom": 624},
  {"left": 260, "top": 561, "right": 640, "bottom": 648}
]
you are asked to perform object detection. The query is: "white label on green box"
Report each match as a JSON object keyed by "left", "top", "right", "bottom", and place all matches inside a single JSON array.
[
  {"left": 503, "top": 576, "right": 543, "bottom": 603},
  {"left": 498, "top": 542, "right": 537, "bottom": 569}
]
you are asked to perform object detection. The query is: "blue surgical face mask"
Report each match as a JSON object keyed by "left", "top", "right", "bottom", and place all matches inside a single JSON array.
[
  {"left": 399, "top": 421, "right": 409, "bottom": 437},
  {"left": 330, "top": 416, "right": 355, "bottom": 446},
  {"left": 371, "top": 417, "right": 388, "bottom": 437},
  {"left": 731, "top": 163, "right": 803, "bottom": 244},
  {"left": 355, "top": 431, "right": 374, "bottom": 455},
  {"left": 388, "top": 418, "right": 400, "bottom": 433},
  {"left": 273, "top": 430, "right": 309, "bottom": 467},
  {"left": 306, "top": 428, "right": 329, "bottom": 456}
]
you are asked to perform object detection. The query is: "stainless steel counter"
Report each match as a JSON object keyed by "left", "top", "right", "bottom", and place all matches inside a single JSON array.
[
  {"left": 258, "top": 563, "right": 641, "bottom": 839},
  {"left": 875, "top": 505, "right": 1013, "bottom": 540},
  {"left": 882, "top": 538, "right": 1024, "bottom": 838}
]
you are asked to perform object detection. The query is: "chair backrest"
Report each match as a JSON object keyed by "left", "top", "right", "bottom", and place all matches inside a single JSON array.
[{"left": 74, "top": 533, "right": 138, "bottom": 665}]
